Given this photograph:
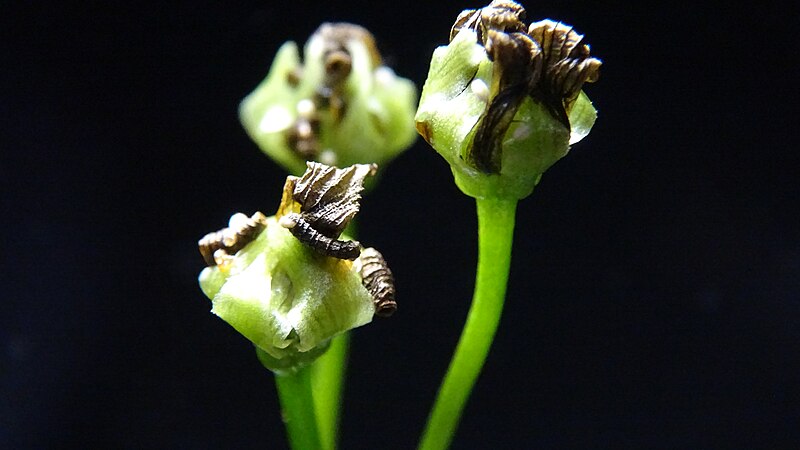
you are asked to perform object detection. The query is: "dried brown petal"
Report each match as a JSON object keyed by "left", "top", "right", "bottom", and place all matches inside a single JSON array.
[
  {"left": 528, "top": 19, "right": 601, "bottom": 118},
  {"left": 317, "top": 23, "right": 381, "bottom": 68},
  {"left": 355, "top": 247, "right": 397, "bottom": 317},
  {"left": 289, "top": 162, "right": 377, "bottom": 238},
  {"left": 313, "top": 23, "right": 378, "bottom": 124},
  {"left": 448, "top": 1, "right": 601, "bottom": 150},
  {"left": 279, "top": 213, "right": 362, "bottom": 260},
  {"left": 450, "top": 8, "right": 480, "bottom": 42},
  {"left": 198, "top": 211, "right": 268, "bottom": 266},
  {"left": 479, "top": 0, "right": 527, "bottom": 34},
  {"left": 469, "top": 30, "right": 541, "bottom": 173},
  {"left": 286, "top": 115, "right": 321, "bottom": 159},
  {"left": 450, "top": 0, "right": 527, "bottom": 45},
  {"left": 277, "top": 162, "right": 376, "bottom": 260}
]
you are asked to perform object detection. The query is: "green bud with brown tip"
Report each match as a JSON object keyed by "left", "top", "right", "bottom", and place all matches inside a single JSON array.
[{"left": 415, "top": 0, "right": 601, "bottom": 200}]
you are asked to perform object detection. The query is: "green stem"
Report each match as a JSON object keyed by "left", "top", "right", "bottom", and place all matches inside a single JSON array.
[
  {"left": 274, "top": 365, "right": 323, "bottom": 450},
  {"left": 309, "top": 218, "right": 358, "bottom": 450},
  {"left": 419, "top": 196, "right": 517, "bottom": 450},
  {"left": 311, "top": 332, "right": 349, "bottom": 450}
]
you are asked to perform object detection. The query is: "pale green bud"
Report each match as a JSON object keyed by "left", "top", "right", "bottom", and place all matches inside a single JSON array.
[{"left": 240, "top": 23, "right": 418, "bottom": 175}]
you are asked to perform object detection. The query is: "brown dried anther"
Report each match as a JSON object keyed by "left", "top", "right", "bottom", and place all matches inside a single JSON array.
[
  {"left": 278, "top": 162, "right": 377, "bottom": 260},
  {"left": 355, "top": 247, "right": 397, "bottom": 317},
  {"left": 198, "top": 211, "right": 268, "bottom": 267},
  {"left": 451, "top": 0, "right": 601, "bottom": 173}
]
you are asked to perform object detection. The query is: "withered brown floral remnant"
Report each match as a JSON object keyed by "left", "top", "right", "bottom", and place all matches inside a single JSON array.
[
  {"left": 355, "top": 248, "right": 397, "bottom": 317},
  {"left": 278, "top": 162, "right": 377, "bottom": 260},
  {"left": 279, "top": 214, "right": 362, "bottom": 260},
  {"left": 451, "top": 0, "right": 601, "bottom": 174},
  {"left": 198, "top": 211, "right": 268, "bottom": 266},
  {"left": 527, "top": 19, "right": 601, "bottom": 125}
]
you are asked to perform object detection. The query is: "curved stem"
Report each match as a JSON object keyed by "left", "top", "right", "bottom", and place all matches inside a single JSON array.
[
  {"left": 274, "top": 365, "right": 323, "bottom": 450},
  {"left": 419, "top": 197, "right": 517, "bottom": 450},
  {"left": 311, "top": 332, "right": 350, "bottom": 450}
]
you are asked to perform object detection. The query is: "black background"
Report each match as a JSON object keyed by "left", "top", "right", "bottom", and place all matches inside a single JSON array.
[{"left": 3, "top": 1, "right": 799, "bottom": 448}]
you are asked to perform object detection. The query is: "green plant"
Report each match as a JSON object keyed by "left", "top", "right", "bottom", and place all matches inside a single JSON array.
[
  {"left": 196, "top": 1, "right": 601, "bottom": 449},
  {"left": 415, "top": 2, "right": 600, "bottom": 448},
  {"left": 198, "top": 163, "right": 392, "bottom": 450},
  {"left": 199, "top": 22, "right": 415, "bottom": 450}
]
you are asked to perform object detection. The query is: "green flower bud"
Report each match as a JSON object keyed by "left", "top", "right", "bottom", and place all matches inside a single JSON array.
[
  {"left": 198, "top": 214, "right": 374, "bottom": 373},
  {"left": 198, "top": 163, "right": 395, "bottom": 374},
  {"left": 415, "top": 0, "right": 601, "bottom": 200},
  {"left": 240, "top": 23, "right": 418, "bottom": 175}
]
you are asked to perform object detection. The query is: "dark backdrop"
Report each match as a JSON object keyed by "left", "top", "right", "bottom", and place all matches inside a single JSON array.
[{"left": 3, "top": 1, "right": 798, "bottom": 448}]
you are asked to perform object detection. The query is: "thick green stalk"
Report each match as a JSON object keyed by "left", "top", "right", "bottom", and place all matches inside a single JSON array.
[
  {"left": 311, "top": 332, "right": 349, "bottom": 450},
  {"left": 419, "top": 197, "right": 517, "bottom": 450},
  {"left": 275, "top": 365, "right": 323, "bottom": 450}
]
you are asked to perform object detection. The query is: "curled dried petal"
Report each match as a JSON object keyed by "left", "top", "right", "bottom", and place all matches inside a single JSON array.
[
  {"left": 355, "top": 247, "right": 397, "bottom": 317},
  {"left": 286, "top": 162, "right": 376, "bottom": 238},
  {"left": 528, "top": 19, "right": 601, "bottom": 119},
  {"left": 276, "top": 162, "right": 376, "bottom": 259},
  {"left": 469, "top": 30, "right": 542, "bottom": 173},
  {"left": 479, "top": 0, "right": 527, "bottom": 34},
  {"left": 279, "top": 213, "right": 362, "bottom": 260},
  {"left": 450, "top": 8, "right": 480, "bottom": 41},
  {"left": 198, "top": 212, "right": 268, "bottom": 266}
]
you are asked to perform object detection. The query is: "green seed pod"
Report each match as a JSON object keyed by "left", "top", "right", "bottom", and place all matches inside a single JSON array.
[
  {"left": 240, "top": 23, "right": 418, "bottom": 175},
  {"left": 415, "top": 0, "right": 600, "bottom": 200}
]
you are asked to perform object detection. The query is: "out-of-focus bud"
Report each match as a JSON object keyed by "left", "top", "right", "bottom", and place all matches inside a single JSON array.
[{"left": 240, "top": 23, "right": 418, "bottom": 175}]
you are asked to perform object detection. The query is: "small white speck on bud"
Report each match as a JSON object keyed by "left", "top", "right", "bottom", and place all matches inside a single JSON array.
[
  {"left": 374, "top": 66, "right": 396, "bottom": 87},
  {"left": 278, "top": 215, "right": 297, "bottom": 228},
  {"left": 228, "top": 213, "right": 250, "bottom": 229},
  {"left": 258, "top": 105, "right": 294, "bottom": 133},
  {"left": 296, "top": 98, "right": 316, "bottom": 118},
  {"left": 511, "top": 123, "right": 531, "bottom": 140},
  {"left": 319, "top": 149, "right": 337, "bottom": 166},
  {"left": 470, "top": 79, "right": 490, "bottom": 102}
]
